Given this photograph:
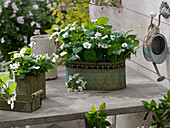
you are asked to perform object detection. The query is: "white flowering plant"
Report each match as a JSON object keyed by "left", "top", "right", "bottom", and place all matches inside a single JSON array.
[
  {"left": 5, "top": 42, "right": 57, "bottom": 79},
  {"left": 0, "top": 73, "right": 17, "bottom": 109},
  {"left": 65, "top": 73, "right": 87, "bottom": 92},
  {"left": 0, "top": 0, "right": 54, "bottom": 62},
  {"left": 51, "top": 17, "right": 139, "bottom": 64}
]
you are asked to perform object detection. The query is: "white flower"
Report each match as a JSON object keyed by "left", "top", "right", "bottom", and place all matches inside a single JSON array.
[
  {"left": 17, "top": 16, "right": 24, "bottom": 24},
  {"left": 20, "top": 48, "right": 26, "bottom": 54},
  {"left": 97, "top": 26, "right": 104, "bottom": 29},
  {"left": 83, "top": 42, "right": 92, "bottom": 49},
  {"left": 101, "top": 35, "right": 108, "bottom": 39},
  {"left": 52, "top": 57, "right": 56, "bottom": 63},
  {"left": 49, "top": 32, "right": 59, "bottom": 40},
  {"left": 65, "top": 24, "right": 70, "bottom": 30},
  {"left": 60, "top": 51, "right": 67, "bottom": 56},
  {"left": 92, "top": 19, "right": 97, "bottom": 23},
  {"left": 29, "top": 41, "right": 36, "bottom": 48},
  {"left": 62, "top": 32, "right": 68, "bottom": 38},
  {"left": 9, "top": 62, "right": 20, "bottom": 70},
  {"left": 90, "top": 37, "right": 96, "bottom": 39},
  {"left": 122, "top": 49, "right": 125, "bottom": 52},
  {"left": 33, "top": 5, "right": 39, "bottom": 10},
  {"left": 60, "top": 43, "right": 64, "bottom": 49},
  {"left": 70, "top": 27, "right": 76, "bottom": 31},
  {"left": 54, "top": 28, "right": 59, "bottom": 31},
  {"left": 13, "top": 53, "right": 21, "bottom": 58},
  {"left": 122, "top": 43, "right": 127, "bottom": 48},
  {"left": 1, "top": 37, "right": 5, "bottom": 43},
  {"left": 75, "top": 54, "right": 80, "bottom": 59},
  {"left": 33, "top": 29, "right": 40, "bottom": 35},
  {"left": 55, "top": 38, "right": 59, "bottom": 42},
  {"left": 72, "top": 21, "right": 77, "bottom": 26},
  {"left": 101, "top": 44, "right": 111, "bottom": 49},
  {"left": 111, "top": 35, "right": 116, "bottom": 40},
  {"left": 74, "top": 73, "right": 79, "bottom": 77},
  {"left": 95, "top": 32, "right": 102, "bottom": 38},
  {"left": 32, "top": 66, "right": 40, "bottom": 69}
]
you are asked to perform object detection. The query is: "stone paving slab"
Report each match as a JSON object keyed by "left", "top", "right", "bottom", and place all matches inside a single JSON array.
[{"left": 0, "top": 66, "right": 168, "bottom": 128}]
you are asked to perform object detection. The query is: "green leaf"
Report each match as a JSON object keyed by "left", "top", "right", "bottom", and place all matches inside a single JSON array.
[
  {"left": 84, "top": 50, "right": 97, "bottom": 62},
  {"left": 17, "top": 74, "right": 26, "bottom": 79},
  {"left": 0, "top": 74, "right": 9, "bottom": 85},
  {"left": 84, "top": 30, "right": 95, "bottom": 36},
  {"left": 142, "top": 100, "right": 149, "bottom": 106},
  {"left": 99, "top": 103, "right": 106, "bottom": 111},
  {"left": 95, "top": 49, "right": 103, "bottom": 61},
  {"left": 84, "top": 20, "right": 95, "bottom": 29},
  {"left": 167, "top": 91, "right": 170, "bottom": 99},
  {"left": 92, "top": 104, "right": 97, "bottom": 113},
  {"left": 96, "top": 17, "right": 109, "bottom": 25},
  {"left": 152, "top": 114, "right": 156, "bottom": 121},
  {"left": 124, "top": 30, "right": 133, "bottom": 36},
  {"left": 150, "top": 100, "right": 157, "bottom": 107},
  {"left": 73, "top": 47, "right": 83, "bottom": 53},
  {"left": 69, "top": 55, "right": 78, "bottom": 61},
  {"left": 127, "top": 35, "right": 137, "bottom": 40},
  {"left": 104, "top": 121, "right": 111, "bottom": 126},
  {"left": 23, "top": 47, "right": 32, "bottom": 55},
  {"left": 8, "top": 81, "right": 17, "bottom": 95},
  {"left": 9, "top": 71, "right": 13, "bottom": 79}
]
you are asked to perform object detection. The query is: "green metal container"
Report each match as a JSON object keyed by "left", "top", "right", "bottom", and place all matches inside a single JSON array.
[
  {"left": 15, "top": 72, "right": 46, "bottom": 99},
  {"left": 66, "top": 61, "right": 126, "bottom": 90}
]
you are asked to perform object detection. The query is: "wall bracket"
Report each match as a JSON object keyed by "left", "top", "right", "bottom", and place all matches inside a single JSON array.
[{"left": 160, "top": 1, "right": 170, "bottom": 19}]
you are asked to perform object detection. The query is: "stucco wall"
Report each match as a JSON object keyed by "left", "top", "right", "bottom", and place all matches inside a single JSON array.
[{"left": 89, "top": 0, "right": 170, "bottom": 89}]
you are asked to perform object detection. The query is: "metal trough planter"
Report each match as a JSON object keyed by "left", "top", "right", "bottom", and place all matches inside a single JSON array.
[{"left": 66, "top": 61, "right": 126, "bottom": 90}]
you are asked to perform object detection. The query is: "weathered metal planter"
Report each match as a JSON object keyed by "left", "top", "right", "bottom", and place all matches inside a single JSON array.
[
  {"left": 15, "top": 72, "right": 46, "bottom": 99},
  {"left": 0, "top": 90, "right": 43, "bottom": 112},
  {"left": 66, "top": 61, "right": 126, "bottom": 90}
]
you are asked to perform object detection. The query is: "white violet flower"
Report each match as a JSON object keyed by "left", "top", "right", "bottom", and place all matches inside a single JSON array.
[
  {"left": 122, "top": 43, "right": 127, "bottom": 48},
  {"left": 83, "top": 42, "right": 92, "bottom": 49},
  {"left": 101, "top": 35, "right": 108, "bottom": 39},
  {"left": 29, "top": 41, "right": 36, "bottom": 48},
  {"left": 62, "top": 32, "right": 68, "bottom": 38},
  {"left": 60, "top": 51, "right": 67, "bottom": 56}
]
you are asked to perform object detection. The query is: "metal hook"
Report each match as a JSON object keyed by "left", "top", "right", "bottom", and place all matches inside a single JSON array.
[
  {"left": 150, "top": 12, "right": 156, "bottom": 28},
  {"left": 158, "top": 13, "right": 162, "bottom": 27}
]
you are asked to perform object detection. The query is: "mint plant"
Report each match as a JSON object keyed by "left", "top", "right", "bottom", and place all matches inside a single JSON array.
[
  {"left": 85, "top": 103, "right": 111, "bottom": 128},
  {"left": 142, "top": 91, "right": 170, "bottom": 128}
]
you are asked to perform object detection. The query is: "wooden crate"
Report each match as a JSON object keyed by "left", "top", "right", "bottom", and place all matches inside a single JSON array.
[{"left": 0, "top": 90, "right": 43, "bottom": 112}]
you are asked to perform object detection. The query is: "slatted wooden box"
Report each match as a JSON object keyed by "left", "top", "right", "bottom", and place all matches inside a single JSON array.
[{"left": 0, "top": 90, "right": 43, "bottom": 112}]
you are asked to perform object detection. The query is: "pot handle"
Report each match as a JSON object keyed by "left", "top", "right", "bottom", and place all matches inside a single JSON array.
[{"left": 32, "top": 90, "right": 44, "bottom": 98}]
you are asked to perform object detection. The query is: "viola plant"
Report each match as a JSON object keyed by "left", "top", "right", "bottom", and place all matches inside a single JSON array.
[
  {"left": 85, "top": 103, "right": 111, "bottom": 128},
  {"left": 51, "top": 17, "right": 139, "bottom": 65},
  {"left": 5, "top": 42, "right": 57, "bottom": 79},
  {"left": 0, "top": 73, "right": 17, "bottom": 109},
  {"left": 65, "top": 73, "right": 87, "bottom": 92},
  {"left": 142, "top": 91, "right": 170, "bottom": 128}
]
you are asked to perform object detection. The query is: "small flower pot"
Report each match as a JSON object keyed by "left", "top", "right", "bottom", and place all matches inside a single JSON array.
[
  {"left": 30, "top": 35, "right": 58, "bottom": 80},
  {"left": 15, "top": 72, "right": 46, "bottom": 99},
  {"left": 66, "top": 61, "right": 126, "bottom": 90}
]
